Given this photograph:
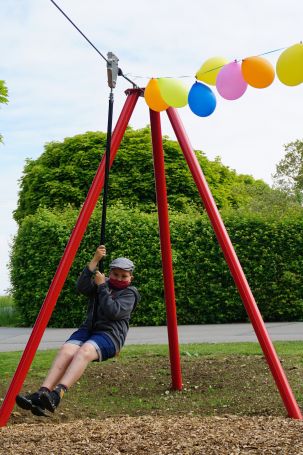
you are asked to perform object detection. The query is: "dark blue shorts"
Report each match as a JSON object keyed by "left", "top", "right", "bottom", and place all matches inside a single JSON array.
[{"left": 65, "top": 328, "right": 116, "bottom": 362}]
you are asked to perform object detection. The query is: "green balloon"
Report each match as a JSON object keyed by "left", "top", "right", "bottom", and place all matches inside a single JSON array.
[{"left": 157, "top": 78, "right": 189, "bottom": 108}]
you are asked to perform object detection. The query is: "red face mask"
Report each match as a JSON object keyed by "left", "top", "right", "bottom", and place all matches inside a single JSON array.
[{"left": 109, "top": 277, "right": 130, "bottom": 290}]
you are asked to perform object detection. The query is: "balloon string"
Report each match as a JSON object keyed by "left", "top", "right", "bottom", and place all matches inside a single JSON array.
[
  {"left": 127, "top": 45, "right": 290, "bottom": 80},
  {"left": 256, "top": 46, "right": 287, "bottom": 57},
  {"left": 124, "top": 73, "right": 191, "bottom": 80},
  {"left": 196, "top": 47, "right": 288, "bottom": 75}
]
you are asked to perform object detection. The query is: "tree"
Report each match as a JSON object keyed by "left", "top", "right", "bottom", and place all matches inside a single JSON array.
[
  {"left": 0, "top": 80, "right": 9, "bottom": 143},
  {"left": 273, "top": 139, "right": 303, "bottom": 204},
  {"left": 14, "top": 127, "right": 274, "bottom": 223}
]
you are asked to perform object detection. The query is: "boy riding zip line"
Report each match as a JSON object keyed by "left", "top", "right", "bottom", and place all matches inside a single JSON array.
[{"left": 16, "top": 245, "right": 140, "bottom": 416}]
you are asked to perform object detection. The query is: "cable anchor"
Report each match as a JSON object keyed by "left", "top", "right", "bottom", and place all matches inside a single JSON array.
[{"left": 106, "top": 52, "right": 119, "bottom": 89}]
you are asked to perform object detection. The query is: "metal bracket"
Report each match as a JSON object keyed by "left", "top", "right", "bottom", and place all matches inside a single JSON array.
[{"left": 107, "top": 52, "right": 119, "bottom": 89}]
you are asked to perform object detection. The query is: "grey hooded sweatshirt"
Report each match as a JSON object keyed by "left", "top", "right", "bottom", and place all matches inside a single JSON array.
[{"left": 76, "top": 266, "right": 140, "bottom": 352}]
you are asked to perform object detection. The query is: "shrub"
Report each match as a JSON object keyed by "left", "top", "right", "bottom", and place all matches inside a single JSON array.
[{"left": 10, "top": 206, "right": 303, "bottom": 327}]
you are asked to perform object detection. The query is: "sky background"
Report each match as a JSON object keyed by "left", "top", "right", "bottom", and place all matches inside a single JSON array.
[{"left": 0, "top": 0, "right": 302, "bottom": 293}]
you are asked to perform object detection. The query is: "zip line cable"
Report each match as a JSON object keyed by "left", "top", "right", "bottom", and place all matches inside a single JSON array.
[
  {"left": 49, "top": 0, "right": 290, "bottom": 85},
  {"left": 49, "top": 0, "right": 138, "bottom": 88},
  {"left": 49, "top": 0, "right": 108, "bottom": 62}
]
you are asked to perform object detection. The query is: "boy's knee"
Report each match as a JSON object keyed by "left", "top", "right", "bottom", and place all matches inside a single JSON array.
[
  {"left": 77, "top": 343, "right": 98, "bottom": 362},
  {"left": 60, "top": 343, "right": 79, "bottom": 357}
]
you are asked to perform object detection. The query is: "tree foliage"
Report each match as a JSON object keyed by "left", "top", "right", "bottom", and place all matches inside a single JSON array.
[
  {"left": 273, "top": 139, "right": 303, "bottom": 204},
  {"left": 14, "top": 127, "right": 272, "bottom": 223},
  {"left": 223, "top": 181, "right": 303, "bottom": 220},
  {"left": 0, "top": 80, "right": 8, "bottom": 105},
  {"left": 0, "top": 80, "right": 9, "bottom": 144}
]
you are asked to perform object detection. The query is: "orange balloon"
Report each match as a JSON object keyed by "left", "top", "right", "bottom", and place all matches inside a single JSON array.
[
  {"left": 241, "top": 56, "right": 275, "bottom": 88},
  {"left": 144, "top": 79, "right": 169, "bottom": 112}
]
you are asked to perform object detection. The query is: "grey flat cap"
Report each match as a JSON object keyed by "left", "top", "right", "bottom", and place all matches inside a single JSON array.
[{"left": 109, "top": 257, "right": 135, "bottom": 272}]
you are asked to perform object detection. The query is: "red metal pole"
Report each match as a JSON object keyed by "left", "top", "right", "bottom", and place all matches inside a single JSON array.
[
  {"left": 167, "top": 107, "right": 302, "bottom": 419},
  {"left": 149, "top": 109, "right": 183, "bottom": 391},
  {"left": 0, "top": 89, "right": 142, "bottom": 427}
]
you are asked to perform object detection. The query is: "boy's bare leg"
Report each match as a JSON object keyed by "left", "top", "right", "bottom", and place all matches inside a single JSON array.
[
  {"left": 41, "top": 343, "right": 80, "bottom": 390},
  {"left": 56, "top": 342, "right": 99, "bottom": 389},
  {"left": 37, "top": 343, "right": 98, "bottom": 414}
]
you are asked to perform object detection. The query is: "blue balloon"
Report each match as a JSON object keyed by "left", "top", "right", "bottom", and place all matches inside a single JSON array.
[{"left": 188, "top": 82, "right": 216, "bottom": 117}]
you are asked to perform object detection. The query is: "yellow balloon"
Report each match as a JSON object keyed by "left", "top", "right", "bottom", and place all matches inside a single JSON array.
[
  {"left": 157, "top": 78, "right": 188, "bottom": 108},
  {"left": 196, "top": 56, "right": 228, "bottom": 85},
  {"left": 144, "top": 79, "right": 169, "bottom": 112},
  {"left": 276, "top": 43, "right": 303, "bottom": 86}
]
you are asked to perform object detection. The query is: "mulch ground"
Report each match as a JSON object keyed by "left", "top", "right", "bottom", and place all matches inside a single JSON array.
[{"left": 1, "top": 415, "right": 303, "bottom": 455}]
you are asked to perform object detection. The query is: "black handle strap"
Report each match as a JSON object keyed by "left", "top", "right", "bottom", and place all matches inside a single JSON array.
[{"left": 99, "top": 89, "right": 114, "bottom": 272}]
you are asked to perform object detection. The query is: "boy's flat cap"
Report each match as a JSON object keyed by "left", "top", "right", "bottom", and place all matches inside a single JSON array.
[{"left": 109, "top": 257, "right": 135, "bottom": 272}]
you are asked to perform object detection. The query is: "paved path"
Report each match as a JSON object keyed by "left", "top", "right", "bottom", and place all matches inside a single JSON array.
[{"left": 0, "top": 322, "right": 303, "bottom": 352}]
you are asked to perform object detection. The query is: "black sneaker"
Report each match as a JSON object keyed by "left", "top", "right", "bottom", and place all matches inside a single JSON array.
[
  {"left": 40, "top": 390, "right": 60, "bottom": 413},
  {"left": 15, "top": 392, "right": 48, "bottom": 417}
]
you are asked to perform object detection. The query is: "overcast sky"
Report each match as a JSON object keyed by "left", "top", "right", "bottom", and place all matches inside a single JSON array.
[{"left": 0, "top": 0, "right": 302, "bottom": 293}]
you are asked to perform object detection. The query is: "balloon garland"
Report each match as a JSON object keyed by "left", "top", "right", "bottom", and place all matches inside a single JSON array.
[{"left": 144, "top": 43, "right": 303, "bottom": 117}]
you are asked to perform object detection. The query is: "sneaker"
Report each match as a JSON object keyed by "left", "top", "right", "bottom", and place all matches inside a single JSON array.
[
  {"left": 15, "top": 391, "right": 48, "bottom": 417},
  {"left": 40, "top": 390, "right": 60, "bottom": 413}
]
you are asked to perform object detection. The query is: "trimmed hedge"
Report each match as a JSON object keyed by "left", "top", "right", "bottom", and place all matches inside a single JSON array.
[{"left": 10, "top": 205, "right": 303, "bottom": 327}]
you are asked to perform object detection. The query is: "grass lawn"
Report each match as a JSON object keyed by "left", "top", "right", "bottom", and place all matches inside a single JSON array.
[{"left": 1, "top": 341, "right": 303, "bottom": 425}]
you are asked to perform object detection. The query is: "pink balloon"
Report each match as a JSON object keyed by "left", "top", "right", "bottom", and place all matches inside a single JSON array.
[{"left": 216, "top": 61, "right": 248, "bottom": 100}]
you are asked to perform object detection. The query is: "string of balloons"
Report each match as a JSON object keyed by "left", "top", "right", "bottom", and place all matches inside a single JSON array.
[
  {"left": 49, "top": 1, "right": 302, "bottom": 118},
  {"left": 144, "top": 43, "right": 303, "bottom": 117}
]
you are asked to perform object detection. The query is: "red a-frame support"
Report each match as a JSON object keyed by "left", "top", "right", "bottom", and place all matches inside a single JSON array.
[{"left": 0, "top": 88, "right": 301, "bottom": 426}]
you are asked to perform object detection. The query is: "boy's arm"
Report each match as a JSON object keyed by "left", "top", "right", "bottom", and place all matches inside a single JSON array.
[
  {"left": 77, "top": 245, "right": 106, "bottom": 296},
  {"left": 87, "top": 245, "right": 106, "bottom": 272},
  {"left": 76, "top": 267, "right": 97, "bottom": 296}
]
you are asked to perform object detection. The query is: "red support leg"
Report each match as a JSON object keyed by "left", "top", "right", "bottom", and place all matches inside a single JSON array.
[
  {"left": 150, "top": 109, "right": 183, "bottom": 391},
  {"left": 0, "top": 89, "right": 142, "bottom": 427},
  {"left": 167, "top": 107, "right": 302, "bottom": 419}
]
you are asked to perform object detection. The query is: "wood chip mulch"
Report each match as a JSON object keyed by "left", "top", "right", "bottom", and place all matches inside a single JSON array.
[{"left": 1, "top": 415, "right": 303, "bottom": 455}]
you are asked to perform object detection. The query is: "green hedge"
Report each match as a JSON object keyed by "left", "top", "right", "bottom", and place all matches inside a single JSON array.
[{"left": 10, "top": 205, "right": 303, "bottom": 327}]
